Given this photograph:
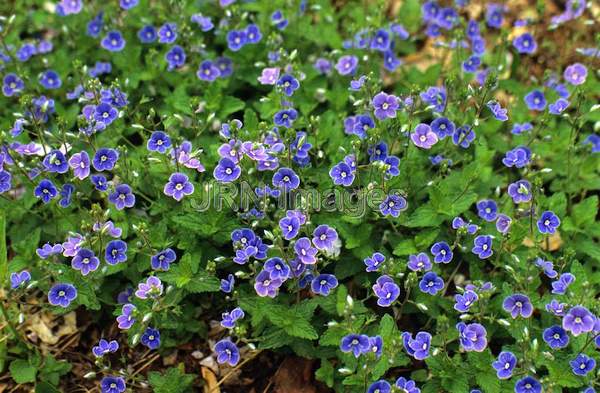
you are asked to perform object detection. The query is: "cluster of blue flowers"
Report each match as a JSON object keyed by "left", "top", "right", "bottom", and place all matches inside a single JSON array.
[{"left": 1, "top": 0, "right": 599, "bottom": 391}]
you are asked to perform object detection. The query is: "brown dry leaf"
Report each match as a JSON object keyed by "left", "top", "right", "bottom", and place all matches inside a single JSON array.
[
  {"left": 522, "top": 231, "right": 562, "bottom": 251},
  {"left": 201, "top": 366, "right": 220, "bottom": 393},
  {"left": 272, "top": 357, "right": 317, "bottom": 393},
  {"left": 25, "top": 311, "right": 77, "bottom": 347}
]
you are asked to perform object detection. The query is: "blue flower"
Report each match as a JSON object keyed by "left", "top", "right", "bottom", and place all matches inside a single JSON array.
[
  {"left": 492, "top": 351, "right": 516, "bottom": 379},
  {"left": 10, "top": 271, "right": 31, "bottom": 289},
  {"left": 227, "top": 30, "right": 247, "bottom": 51},
  {"left": 335, "top": 55, "right": 358, "bottom": 75},
  {"left": 151, "top": 248, "right": 177, "bottom": 271},
  {"left": 165, "top": 45, "right": 186, "bottom": 71},
  {"left": 39, "top": 70, "right": 61, "bottom": 89},
  {"left": 279, "top": 215, "right": 300, "bottom": 240},
  {"left": 364, "top": 252, "right": 385, "bottom": 272},
  {"left": 43, "top": 150, "right": 69, "bottom": 173},
  {"left": 48, "top": 283, "right": 77, "bottom": 307},
  {"left": 472, "top": 235, "right": 493, "bottom": 259},
  {"left": 147, "top": 131, "right": 172, "bottom": 153},
  {"left": 462, "top": 55, "right": 480, "bottom": 73},
  {"left": 551, "top": 273, "right": 575, "bottom": 295},
  {"left": 454, "top": 290, "right": 478, "bottom": 312},
  {"left": 101, "top": 31, "right": 126, "bottom": 52},
  {"left": 221, "top": 274, "right": 235, "bottom": 293},
  {"left": 93, "top": 148, "right": 119, "bottom": 171},
  {"left": 244, "top": 24, "right": 262, "bottom": 43},
  {"left": 430, "top": 117, "right": 455, "bottom": 138},
  {"left": 3, "top": 73, "right": 25, "bottom": 96},
  {"left": 138, "top": 25, "right": 157, "bottom": 43},
  {"left": 524, "top": 90, "right": 546, "bottom": 111},
  {"left": 456, "top": 322, "right": 487, "bottom": 352},
  {"left": 368, "top": 335, "right": 383, "bottom": 358},
  {"left": 395, "top": 377, "right": 420, "bottom": 393},
  {"left": 158, "top": 23, "right": 177, "bottom": 44},
  {"left": 476, "top": 199, "right": 498, "bottom": 221},
  {"left": 408, "top": 253, "right": 432, "bottom": 272},
  {"left": 430, "top": 242, "right": 453, "bottom": 264},
  {"left": 87, "top": 13, "right": 104, "bottom": 37},
  {"left": 214, "top": 158, "right": 241, "bottom": 183},
  {"left": 101, "top": 376, "right": 126, "bottom": 393},
  {"left": 272, "top": 167, "right": 300, "bottom": 190},
  {"left": 380, "top": 194, "right": 407, "bottom": 217},
  {"left": 507, "top": 180, "right": 532, "bottom": 203},
  {"left": 108, "top": 184, "right": 135, "bottom": 210},
  {"left": 402, "top": 331, "right": 432, "bottom": 360},
  {"left": 196, "top": 60, "right": 220, "bottom": 81},
  {"left": 513, "top": 33, "right": 537, "bottom": 54},
  {"left": 105, "top": 240, "right": 127, "bottom": 265},
  {"left": 570, "top": 354, "right": 596, "bottom": 376},
  {"left": 164, "top": 172, "right": 194, "bottom": 201},
  {"left": 487, "top": 101, "right": 508, "bottom": 121},
  {"left": 543, "top": 325, "right": 569, "bottom": 349},
  {"left": 215, "top": 339, "right": 240, "bottom": 366},
  {"left": 503, "top": 146, "right": 531, "bottom": 168},
  {"left": 120, "top": 0, "right": 139, "bottom": 9},
  {"left": 496, "top": 214, "right": 512, "bottom": 234},
  {"left": 370, "top": 29, "right": 391, "bottom": 51},
  {"left": 452, "top": 125, "right": 476, "bottom": 148},
  {"left": 340, "top": 334, "right": 370, "bottom": 357},
  {"left": 549, "top": 98, "right": 569, "bottom": 114},
  {"left": 419, "top": 272, "right": 444, "bottom": 295},
  {"left": 537, "top": 211, "right": 560, "bottom": 234},
  {"left": 503, "top": 293, "right": 533, "bottom": 318},
  {"left": 372, "top": 275, "right": 400, "bottom": 306},
  {"left": 91, "top": 174, "right": 108, "bottom": 191},
  {"left": 221, "top": 307, "right": 245, "bottom": 329},
  {"left": 312, "top": 225, "right": 338, "bottom": 250},
  {"left": 277, "top": 74, "right": 299, "bottom": 96},
  {"left": 273, "top": 109, "right": 298, "bottom": 128},
  {"left": 92, "top": 339, "right": 119, "bottom": 358},
  {"left": 514, "top": 376, "right": 541, "bottom": 393},
  {"left": 367, "top": 381, "right": 391, "bottom": 393},
  {"left": 264, "top": 257, "right": 290, "bottom": 280},
  {"left": 34, "top": 179, "right": 58, "bottom": 203},
  {"left": 311, "top": 274, "right": 338, "bottom": 296},
  {"left": 141, "top": 327, "right": 161, "bottom": 349}
]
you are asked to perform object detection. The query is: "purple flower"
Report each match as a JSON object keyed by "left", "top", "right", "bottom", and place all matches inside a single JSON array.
[
  {"left": 280, "top": 215, "right": 300, "bottom": 240},
  {"left": 149, "top": 248, "right": 176, "bottom": 271},
  {"left": 513, "top": 33, "right": 537, "bottom": 54},
  {"left": 496, "top": 214, "right": 512, "bottom": 234},
  {"left": 507, "top": 180, "right": 532, "bottom": 203},
  {"left": 454, "top": 290, "right": 478, "bottom": 312},
  {"left": 37, "top": 243, "right": 63, "bottom": 259},
  {"left": 549, "top": 98, "right": 569, "bottom": 114},
  {"left": 370, "top": 29, "right": 391, "bottom": 51},
  {"left": 254, "top": 270, "right": 282, "bottom": 297},
  {"left": 411, "top": 123, "right": 439, "bottom": 149},
  {"left": 311, "top": 274, "right": 338, "bottom": 296},
  {"left": 164, "top": 172, "right": 194, "bottom": 201},
  {"left": 512, "top": 122, "right": 533, "bottom": 135},
  {"left": 71, "top": 248, "right": 100, "bottom": 276},
  {"left": 221, "top": 274, "right": 235, "bottom": 293},
  {"left": 69, "top": 151, "right": 91, "bottom": 179},
  {"left": 340, "top": 334, "right": 370, "bottom": 357},
  {"left": 364, "top": 252, "right": 385, "bottom": 272},
  {"left": 141, "top": 327, "right": 160, "bottom": 349},
  {"left": 564, "top": 63, "right": 587, "bottom": 85},
  {"left": 563, "top": 306, "right": 596, "bottom": 336},
  {"left": 503, "top": 294, "right": 533, "bottom": 318},
  {"left": 87, "top": 13, "right": 103, "bottom": 37},
  {"left": 543, "top": 325, "right": 569, "bottom": 349},
  {"left": 477, "top": 199, "right": 497, "bottom": 221},
  {"left": 43, "top": 150, "right": 69, "bottom": 173},
  {"left": 135, "top": 276, "right": 163, "bottom": 299},
  {"left": 503, "top": 146, "right": 531, "bottom": 168},
  {"left": 492, "top": 351, "right": 516, "bottom": 379},
  {"left": 101, "top": 31, "right": 126, "bottom": 52},
  {"left": 59, "top": 184, "right": 74, "bottom": 207},
  {"left": 380, "top": 194, "right": 407, "bottom": 217},
  {"left": 294, "top": 237, "right": 318, "bottom": 264},
  {"left": 221, "top": 307, "right": 245, "bottom": 329},
  {"left": 94, "top": 103, "right": 118, "bottom": 125},
  {"left": 368, "top": 335, "right": 383, "bottom": 358},
  {"left": 3, "top": 74, "right": 25, "bottom": 97},
  {"left": 197, "top": 61, "right": 220, "bottom": 81},
  {"left": 552, "top": 273, "right": 575, "bottom": 295},
  {"left": 0, "top": 171, "right": 10, "bottom": 193},
  {"left": 431, "top": 242, "right": 453, "bottom": 264},
  {"left": 430, "top": 117, "right": 455, "bottom": 138},
  {"left": 372, "top": 275, "right": 400, "bottom": 306},
  {"left": 214, "top": 158, "right": 241, "bottom": 183},
  {"left": 272, "top": 167, "right": 300, "bottom": 190},
  {"left": 570, "top": 354, "right": 595, "bottom": 376},
  {"left": 395, "top": 377, "right": 420, "bottom": 393},
  {"left": 329, "top": 161, "right": 354, "bottom": 187},
  {"left": 120, "top": 0, "right": 139, "bottom": 9},
  {"left": 39, "top": 70, "right": 61, "bottom": 89},
  {"left": 352, "top": 114, "right": 375, "bottom": 138},
  {"left": 408, "top": 253, "right": 432, "bottom": 272},
  {"left": 165, "top": 45, "right": 186, "bottom": 70},
  {"left": 93, "top": 148, "right": 119, "bottom": 171},
  {"left": 91, "top": 174, "right": 108, "bottom": 191},
  {"left": 58, "top": 0, "right": 83, "bottom": 14},
  {"left": 216, "top": 57, "right": 233, "bottom": 77},
  {"left": 273, "top": 109, "right": 298, "bottom": 128},
  {"left": 487, "top": 101, "right": 508, "bottom": 121},
  {"left": 420, "top": 86, "right": 446, "bottom": 112},
  {"left": 108, "top": 184, "right": 135, "bottom": 210},
  {"left": 10, "top": 271, "right": 31, "bottom": 289},
  {"left": 456, "top": 322, "right": 487, "bottom": 352},
  {"left": 372, "top": 92, "right": 399, "bottom": 120},
  {"left": 419, "top": 272, "right": 444, "bottom": 295},
  {"left": 101, "top": 376, "right": 126, "bottom": 393},
  {"left": 215, "top": 339, "right": 240, "bottom": 366},
  {"left": 402, "top": 331, "right": 432, "bottom": 360},
  {"left": 277, "top": 74, "right": 300, "bottom": 96},
  {"left": 314, "top": 58, "right": 332, "bottom": 75},
  {"left": 335, "top": 55, "right": 358, "bottom": 75},
  {"left": 472, "top": 235, "right": 493, "bottom": 259},
  {"left": 227, "top": 30, "right": 247, "bottom": 51},
  {"left": 117, "top": 304, "right": 136, "bottom": 329},
  {"left": 367, "top": 381, "right": 391, "bottom": 393},
  {"left": 257, "top": 67, "right": 280, "bottom": 85},
  {"left": 537, "top": 211, "right": 560, "bottom": 234},
  {"left": 535, "top": 258, "right": 558, "bottom": 278},
  {"left": 452, "top": 125, "right": 476, "bottom": 148},
  {"left": 48, "top": 283, "right": 77, "bottom": 307},
  {"left": 147, "top": 131, "right": 172, "bottom": 153},
  {"left": 462, "top": 55, "right": 480, "bottom": 73},
  {"left": 105, "top": 240, "right": 127, "bottom": 265},
  {"left": 524, "top": 90, "right": 546, "bottom": 111},
  {"left": 158, "top": 23, "right": 177, "bottom": 44},
  {"left": 546, "top": 299, "right": 567, "bottom": 316},
  {"left": 312, "top": 225, "right": 337, "bottom": 250},
  {"left": 245, "top": 24, "right": 261, "bottom": 43},
  {"left": 92, "top": 339, "right": 119, "bottom": 358},
  {"left": 138, "top": 25, "right": 157, "bottom": 43},
  {"left": 349, "top": 75, "right": 366, "bottom": 91},
  {"left": 514, "top": 376, "right": 541, "bottom": 393},
  {"left": 486, "top": 3, "right": 505, "bottom": 28}
]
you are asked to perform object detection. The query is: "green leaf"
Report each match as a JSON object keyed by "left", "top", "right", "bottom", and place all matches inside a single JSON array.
[
  {"left": 219, "top": 96, "right": 245, "bottom": 118},
  {"left": 10, "top": 359, "right": 37, "bottom": 384},
  {"left": 148, "top": 366, "right": 195, "bottom": 393},
  {"left": 572, "top": 196, "right": 598, "bottom": 228},
  {"left": 315, "top": 359, "right": 335, "bottom": 388}
]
